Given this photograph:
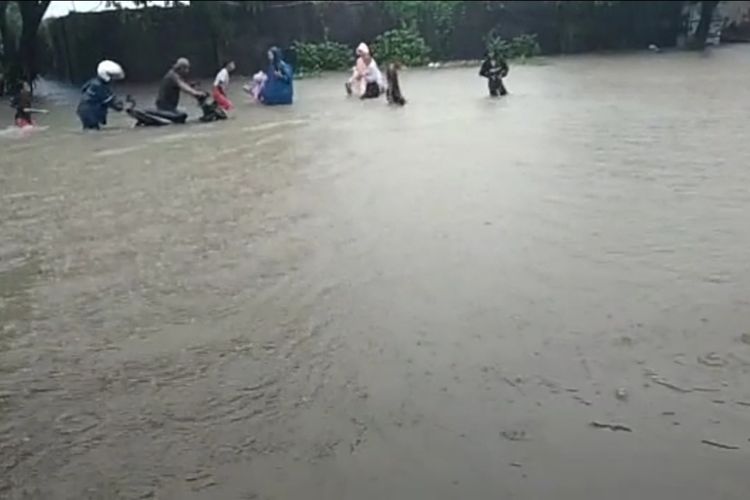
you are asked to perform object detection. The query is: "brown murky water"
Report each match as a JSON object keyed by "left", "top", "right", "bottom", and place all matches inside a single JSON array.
[{"left": 2, "top": 46, "right": 750, "bottom": 499}]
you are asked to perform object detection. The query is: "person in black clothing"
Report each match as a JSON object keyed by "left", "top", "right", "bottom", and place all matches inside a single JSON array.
[
  {"left": 479, "top": 53, "right": 508, "bottom": 97},
  {"left": 385, "top": 62, "right": 406, "bottom": 106},
  {"left": 156, "top": 58, "right": 205, "bottom": 112},
  {"left": 11, "top": 81, "right": 35, "bottom": 128}
]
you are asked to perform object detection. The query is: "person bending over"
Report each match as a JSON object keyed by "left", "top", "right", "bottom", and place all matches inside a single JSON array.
[
  {"left": 76, "top": 60, "right": 125, "bottom": 130},
  {"left": 345, "top": 43, "right": 384, "bottom": 99},
  {"left": 156, "top": 58, "right": 206, "bottom": 112}
]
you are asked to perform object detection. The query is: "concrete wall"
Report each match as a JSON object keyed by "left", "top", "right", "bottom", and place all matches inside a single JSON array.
[{"left": 44, "top": 1, "right": 683, "bottom": 84}]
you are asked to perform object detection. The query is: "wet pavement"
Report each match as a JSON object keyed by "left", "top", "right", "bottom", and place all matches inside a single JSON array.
[{"left": 1, "top": 46, "right": 750, "bottom": 499}]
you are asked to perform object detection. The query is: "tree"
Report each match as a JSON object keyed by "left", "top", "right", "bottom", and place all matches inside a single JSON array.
[
  {"left": 0, "top": 0, "right": 50, "bottom": 91},
  {"left": 17, "top": 1, "right": 50, "bottom": 82},
  {"left": 689, "top": 0, "right": 720, "bottom": 50},
  {"left": 0, "top": 1, "right": 15, "bottom": 80}
]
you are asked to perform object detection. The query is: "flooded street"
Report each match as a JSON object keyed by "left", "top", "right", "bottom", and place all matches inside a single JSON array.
[{"left": 2, "top": 46, "right": 750, "bottom": 499}]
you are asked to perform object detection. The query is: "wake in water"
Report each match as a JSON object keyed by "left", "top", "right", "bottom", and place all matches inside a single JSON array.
[{"left": 0, "top": 125, "right": 49, "bottom": 140}]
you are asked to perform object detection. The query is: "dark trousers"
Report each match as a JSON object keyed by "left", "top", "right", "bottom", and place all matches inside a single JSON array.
[
  {"left": 489, "top": 77, "right": 508, "bottom": 97},
  {"left": 361, "top": 81, "right": 381, "bottom": 99}
]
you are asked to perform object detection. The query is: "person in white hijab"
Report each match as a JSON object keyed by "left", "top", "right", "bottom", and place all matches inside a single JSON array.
[{"left": 345, "top": 42, "right": 384, "bottom": 98}]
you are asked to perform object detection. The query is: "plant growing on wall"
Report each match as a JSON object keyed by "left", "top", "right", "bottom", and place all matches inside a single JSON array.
[
  {"left": 382, "top": 1, "right": 463, "bottom": 58},
  {"left": 485, "top": 32, "right": 541, "bottom": 61},
  {"left": 372, "top": 28, "right": 431, "bottom": 67},
  {"left": 291, "top": 39, "right": 351, "bottom": 74}
]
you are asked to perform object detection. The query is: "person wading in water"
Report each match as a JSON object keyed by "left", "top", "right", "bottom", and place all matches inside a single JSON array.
[
  {"left": 155, "top": 58, "right": 206, "bottom": 112},
  {"left": 479, "top": 52, "right": 509, "bottom": 97}
]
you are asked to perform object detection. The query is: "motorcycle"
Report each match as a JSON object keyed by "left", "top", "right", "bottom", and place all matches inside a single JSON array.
[{"left": 125, "top": 93, "right": 227, "bottom": 127}]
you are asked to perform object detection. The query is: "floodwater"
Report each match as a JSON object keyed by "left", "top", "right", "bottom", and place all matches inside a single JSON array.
[{"left": 2, "top": 46, "right": 750, "bottom": 499}]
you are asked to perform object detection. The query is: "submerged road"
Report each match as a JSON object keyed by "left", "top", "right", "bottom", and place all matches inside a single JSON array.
[{"left": 1, "top": 46, "right": 750, "bottom": 499}]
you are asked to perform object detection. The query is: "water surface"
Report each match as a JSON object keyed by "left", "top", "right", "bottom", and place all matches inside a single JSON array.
[{"left": 1, "top": 47, "right": 750, "bottom": 499}]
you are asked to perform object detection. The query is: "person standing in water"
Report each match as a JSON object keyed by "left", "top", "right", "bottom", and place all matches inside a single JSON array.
[
  {"left": 345, "top": 43, "right": 384, "bottom": 99},
  {"left": 479, "top": 52, "right": 509, "bottom": 97},
  {"left": 12, "top": 81, "right": 35, "bottom": 128},
  {"left": 258, "top": 47, "right": 294, "bottom": 106},
  {"left": 156, "top": 58, "right": 206, "bottom": 112},
  {"left": 76, "top": 60, "right": 125, "bottom": 130},
  {"left": 385, "top": 62, "right": 406, "bottom": 106},
  {"left": 212, "top": 60, "right": 236, "bottom": 111}
]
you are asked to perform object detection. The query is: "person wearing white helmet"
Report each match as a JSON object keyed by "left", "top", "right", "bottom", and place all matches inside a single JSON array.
[{"left": 76, "top": 60, "right": 125, "bottom": 130}]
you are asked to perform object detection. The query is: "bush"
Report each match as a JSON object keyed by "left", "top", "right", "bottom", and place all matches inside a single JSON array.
[
  {"left": 291, "top": 39, "right": 352, "bottom": 74},
  {"left": 485, "top": 33, "right": 541, "bottom": 61},
  {"left": 382, "top": 1, "right": 464, "bottom": 58},
  {"left": 372, "top": 28, "right": 431, "bottom": 67}
]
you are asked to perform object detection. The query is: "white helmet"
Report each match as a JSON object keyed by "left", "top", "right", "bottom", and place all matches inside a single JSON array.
[{"left": 97, "top": 60, "right": 125, "bottom": 82}]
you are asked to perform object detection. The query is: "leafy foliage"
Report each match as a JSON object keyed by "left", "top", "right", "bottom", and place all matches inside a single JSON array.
[
  {"left": 382, "top": 1, "right": 462, "bottom": 29},
  {"left": 0, "top": 0, "right": 50, "bottom": 88},
  {"left": 381, "top": 1, "right": 463, "bottom": 58},
  {"left": 485, "top": 33, "right": 541, "bottom": 61},
  {"left": 291, "top": 39, "right": 351, "bottom": 74},
  {"left": 372, "top": 28, "right": 431, "bottom": 67}
]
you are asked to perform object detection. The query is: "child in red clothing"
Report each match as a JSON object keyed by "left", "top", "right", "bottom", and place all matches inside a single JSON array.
[{"left": 212, "top": 60, "right": 236, "bottom": 111}]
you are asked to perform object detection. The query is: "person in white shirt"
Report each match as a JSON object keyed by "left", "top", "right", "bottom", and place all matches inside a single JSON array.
[
  {"left": 212, "top": 60, "right": 236, "bottom": 111},
  {"left": 345, "top": 43, "right": 384, "bottom": 99}
]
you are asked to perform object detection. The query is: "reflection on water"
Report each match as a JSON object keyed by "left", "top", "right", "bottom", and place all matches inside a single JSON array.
[{"left": 1, "top": 46, "right": 750, "bottom": 499}]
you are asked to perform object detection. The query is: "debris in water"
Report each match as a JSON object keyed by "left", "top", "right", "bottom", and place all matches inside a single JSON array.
[
  {"left": 701, "top": 439, "right": 739, "bottom": 450},
  {"left": 697, "top": 352, "right": 727, "bottom": 368},
  {"left": 692, "top": 386, "right": 721, "bottom": 393},
  {"left": 650, "top": 377, "right": 692, "bottom": 393},
  {"left": 615, "top": 388, "right": 629, "bottom": 401},
  {"left": 735, "top": 401, "right": 750, "bottom": 407},
  {"left": 185, "top": 471, "right": 212, "bottom": 482},
  {"left": 501, "top": 430, "right": 528, "bottom": 441},
  {"left": 615, "top": 335, "right": 634, "bottom": 347},
  {"left": 193, "top": 479, "right": 217, "bottom": 491},
  {"left": 503, "top": 377, "right": 525, "bottom": 395},
  {"left": 573, "top": 395, "right": 592, "bottom": 406},
  {"left": 661, "top": 411, "right": 676, "bottom": 416},
  {"left": 739, "top": 333, "right": 750, "bottom": 345},
  {"left": 589, "top": 421, "right": 632, "bottom": 432},
  {"left": 510, "top": 462, "right": 523, "bottom": 468}
]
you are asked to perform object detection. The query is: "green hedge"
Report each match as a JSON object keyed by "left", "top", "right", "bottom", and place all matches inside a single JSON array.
[
  {"left": 372, "top": 28, "right": 431, "bottom": 67},
  {"left": 485, "top": 33, "right": 541, "bottom": 61},
  {"left": 291, "top": 39, "right": 352, "bottom": 73}
]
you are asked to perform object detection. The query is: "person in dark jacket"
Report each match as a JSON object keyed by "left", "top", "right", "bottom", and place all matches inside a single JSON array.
[
  {"left": 12, "top": 81, "right": 34, "bottom": 128},
  {"left": 76, "top": 60, "right": 125, "bottom": 130},
  {"left": 259, "top": 47, "right": 294, "bottom": 106},
  {"left": 155, "top": 58, "right": 206, "bottom": 112},
  {"left": 479, "top": 53, "right": 508, "bottom": 97},
  {"left": 385, "top": 62, "right": 406, "bottom": 106}
]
